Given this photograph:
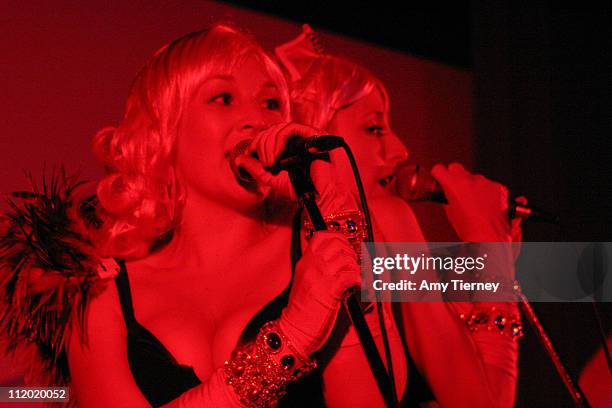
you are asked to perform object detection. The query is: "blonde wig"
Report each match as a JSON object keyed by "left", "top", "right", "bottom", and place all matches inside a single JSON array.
[{"left": 93, "top": 24, "right": 290, "bottom": 258}]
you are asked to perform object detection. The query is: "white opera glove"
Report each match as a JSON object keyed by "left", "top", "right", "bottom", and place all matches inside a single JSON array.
[
  {"left": 235, "top": 121, "right": 363, "bottom": 357},
  {"left": 232, "top": 122, "right": 319, "bottom": 201},
  {"left": 162, "top": 367, "right": 243, "bottom": 407},
  {"left": 431, "top": 163, "right": 518, "bottom": 281},
  {"left": 280, "top": 153, "right": 363, "bottom": 357},
  {"left": 431, "top": 163, "right": 514, "bottom": 243},
  {"left": 279, "top": 231, "right": 361, "bottom": 357}
]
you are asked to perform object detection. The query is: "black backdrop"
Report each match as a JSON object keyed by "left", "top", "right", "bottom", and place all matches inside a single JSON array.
[{"left": 472, "top": 4, "right": 611, "bottom": 407}]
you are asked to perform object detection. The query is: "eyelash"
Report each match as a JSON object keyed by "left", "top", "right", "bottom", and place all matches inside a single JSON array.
[
  {"left": 264, "top": 98, "right": 281, "bottom": 111},
  {"left": 208, "top": 94, "right": 281, "bottom": 111},
  {"left": 366, "top": 125, "right": 384, "bottom": 136},
  {"left": 209, "top": 93, "right": 232, "bottom": 105}
]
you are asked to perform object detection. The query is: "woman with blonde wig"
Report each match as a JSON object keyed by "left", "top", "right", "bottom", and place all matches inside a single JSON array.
[
  {"left": 278, "top": 26, "right": 523, "bottom": 407},
  {"left": 0, "top": 24, "right": 385, "bottom": 407}
]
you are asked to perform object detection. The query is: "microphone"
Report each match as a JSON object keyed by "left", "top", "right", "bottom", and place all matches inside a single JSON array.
[
  {"left": 229, "top": 135, "right": 344, "bottom": 179},
  {"left": 395, "top": 162, "right": 560, "bottom": 224}
]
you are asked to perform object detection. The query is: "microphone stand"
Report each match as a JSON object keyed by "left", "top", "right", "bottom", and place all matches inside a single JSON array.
[
  {"left": 514, "top": 285, "right": 591, "bottom": 407},
  {"left": 286, "top": 156, "right": 399, "bottom": 408}
]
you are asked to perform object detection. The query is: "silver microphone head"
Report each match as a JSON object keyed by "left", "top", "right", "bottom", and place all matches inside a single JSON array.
[
  {"left": 395, "top": 162, "right": 447, "bottom": 203},
  {"left": 228, "top": 139, "right": 257, "bottom": 189}
]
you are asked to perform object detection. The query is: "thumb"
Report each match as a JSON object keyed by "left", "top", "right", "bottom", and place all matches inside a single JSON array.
[
  {"left": 430, "top": 164, "right": 459, "bottom": 204},
  {"left": 430, "top": 163, "right": 448, "bottom": 185}
]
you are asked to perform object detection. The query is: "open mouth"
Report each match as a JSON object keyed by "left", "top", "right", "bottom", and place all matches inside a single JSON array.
[
  {"left": 378, "top": 174, "right": 396, "bottom": 187},
  {"left": 227, "top": 150, "right": 259, "bottom": 192}
]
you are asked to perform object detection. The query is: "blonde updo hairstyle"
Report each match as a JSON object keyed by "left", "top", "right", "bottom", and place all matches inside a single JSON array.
[
  {"left": 290, "top": 55, "right": 388, "bottom": 131},
  {"left": 93, "top": 24, "right": 290, "bottom": 259}
]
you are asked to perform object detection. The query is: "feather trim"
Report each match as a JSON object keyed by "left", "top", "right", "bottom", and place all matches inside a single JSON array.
[{"left": 0, "top": 169, "right": 113, "bottom": 404}]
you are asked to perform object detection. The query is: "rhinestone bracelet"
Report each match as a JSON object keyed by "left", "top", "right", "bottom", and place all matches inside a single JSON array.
[
  {"left": 303, "top": 210, "right": 367, "bottom": 262},
  {"left": 224, "top": 321, "right": 317, "bottom": 407},
  {"left": 459, "top": 306, "right": 525, "bottom": 340}
]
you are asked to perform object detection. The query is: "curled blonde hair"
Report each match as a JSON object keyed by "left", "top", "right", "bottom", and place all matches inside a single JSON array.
[
  {"left": 290, "top": 56, "right": 388, "bottom": 130},
  {"left": 93, "top": 24, "right": 290, "bottom": 259}
]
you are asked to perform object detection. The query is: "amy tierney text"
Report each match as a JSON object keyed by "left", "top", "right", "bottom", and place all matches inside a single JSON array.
[{"left": 372, "top": 279, "right": 500, "bottom": 293}]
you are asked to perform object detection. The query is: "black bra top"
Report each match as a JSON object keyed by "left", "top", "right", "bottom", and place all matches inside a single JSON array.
[
  {"left": 112, "top": 213, "right": 431, "bottom": 407},
  {"left": 113, "top": 211, "right": 326, "bottom": 407},
  {"left": 114, "top": 260, "right": 201, "bottom": 407}
]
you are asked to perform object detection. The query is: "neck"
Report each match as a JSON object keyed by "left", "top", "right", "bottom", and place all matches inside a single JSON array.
[{"left": 136, "top": 190, "right": 288, "bottom": 271}]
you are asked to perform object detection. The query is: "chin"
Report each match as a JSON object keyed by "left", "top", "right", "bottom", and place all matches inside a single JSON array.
[{"left": 228, "top": 187, "right": 268, "bottom": 211}]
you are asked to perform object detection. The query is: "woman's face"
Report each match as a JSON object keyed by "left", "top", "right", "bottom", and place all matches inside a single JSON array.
[
  {"left": 328, "top": 88, "right": 408, "bottom": 198},
  {"left": 175, "top": 55, "right": 286, "bottom": 210}
]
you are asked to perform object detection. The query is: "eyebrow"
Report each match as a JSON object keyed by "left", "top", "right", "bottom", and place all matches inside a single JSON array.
[
  {"left": 201, "top": 75, "right": 234, "bottom": 84},
  {"left": 361, "top": 111, "right": 384, "bottom": 121},
  {"left": 260, "top": 81, "right": 279, "bottom": 90},
  {"left": 199, "top": 77, "right": 279, "bottom": 91}
]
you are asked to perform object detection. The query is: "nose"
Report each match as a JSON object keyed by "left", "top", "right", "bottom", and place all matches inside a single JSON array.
[
  {"left": 237, "top": 118, "right": 267, "bottom": 137},
  {"left": 236, "top": 105, "right": 269, "bottom": 137},
  {"left": 381, "top": 131, "right": 409, "bottom": 167}
]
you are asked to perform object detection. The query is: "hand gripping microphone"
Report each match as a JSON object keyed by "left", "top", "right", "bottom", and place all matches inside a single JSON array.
[
  {"left": 395, "top": 162, "right": 560, "bottom": 224},
  {"left": 229, "top": 135, "right": 344, "bottom": 179}
]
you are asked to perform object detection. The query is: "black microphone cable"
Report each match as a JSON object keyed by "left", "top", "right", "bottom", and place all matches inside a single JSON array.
[{"left": 337, "top": 139, "right": 399, "bottom": 407}]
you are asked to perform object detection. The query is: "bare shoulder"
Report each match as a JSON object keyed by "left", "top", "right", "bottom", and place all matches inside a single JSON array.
[
  {"left": 67, "top": 278, "right": 124, "bottom": 357},
  {"left": 66, "top": 280, "right": 123, "bottom": 375},
  {"left": 67, "top": 278, "right": 150, "bottom": 407}
]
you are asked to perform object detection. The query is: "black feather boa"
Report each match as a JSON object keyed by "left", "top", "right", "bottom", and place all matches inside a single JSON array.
[{"left": 0, "top": 170, "right": 108, "bottom": 400}]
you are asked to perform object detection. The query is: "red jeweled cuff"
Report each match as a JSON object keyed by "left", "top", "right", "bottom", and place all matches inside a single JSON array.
[{"left": 224, "top": 321, "right": 317, "bottom": 407}]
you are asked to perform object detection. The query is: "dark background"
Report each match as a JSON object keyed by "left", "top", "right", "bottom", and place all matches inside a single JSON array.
[{"left": 1, "top": 1, "right": 610, "bottom": 406}]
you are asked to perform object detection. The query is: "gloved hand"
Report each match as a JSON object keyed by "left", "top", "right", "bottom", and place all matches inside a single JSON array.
[
  {"left": 280, "top": 151, "right": 361, "bottom": 356},
  {"left": 431, "top": 163, "right": 523, "bottom": 281},
  {"left": 232, "top": 122, "right": 355, "bottom": 210},
  {"left": 431, "top": 163, "right": 515, "bottom": 243},
  {"left": 233, "top": 122, "right": 362, "bottom": 357},
  {"left": 232, "top": 122, "right": 312, "bottom": 201},
  {"left": 279, "top": 231, "right": 361, "bottom": 357}
]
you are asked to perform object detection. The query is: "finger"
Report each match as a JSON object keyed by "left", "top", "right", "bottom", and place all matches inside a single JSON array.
[
  {"left": 515, "top": 195, "right": 528, "bottom": 206},
  {"left": 235, "top": 155, "right": 274, "bottom": 185},
  {"left": 308, "top": 231, "right": 350, "bottom": 250},
  {"left": 264, "top": 123, "right": 322, "bottom": 165},
  {"left": 248, "top": 122, "right": 288, "bottom": 166},
  {"left": 448, "top": 162, "right": 468, "bottom": 174},
  {"left": 334, "top": 266, "right": 362, "bottom": 294},
  {"left": 511, "top": 216, "right": 523, "bottom": 232},
  {"left": 269, "top": 171, "right": 297, "bottom": 201},
  {"left": 262, "top": 122, "right": 292, "bottom": 165},
  {"left": 252, "top": 123, "right": 322, "bottom": 166},
  {"left": 307, "top": 233, "right": 357, "bottom": 261},
  {"left": 431, "top": 164, "right": 460, "bottom": 204},
  {"left": 309, "top": 160, "right": 337, "bottom": 193},
  {"left": 510, "top": 196, "right": 525, "bottom": 242},
  {"left": 472, "top": 174, "right": 486, "bottom": 183},
  {"left": 500, "top": 184, "right": 509, "bottom": 198},
  {"left": 321, "top": 254, "right": 360, "bottom": 275},
  {"left": 510, "top": 218, "right": 523, "bottom": 243},
  {"left": 289, "top": 123, "right": 322, "bottom": 138},
  {"left": 430, "top": 163, "right": 447, "bottom": 180}
]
